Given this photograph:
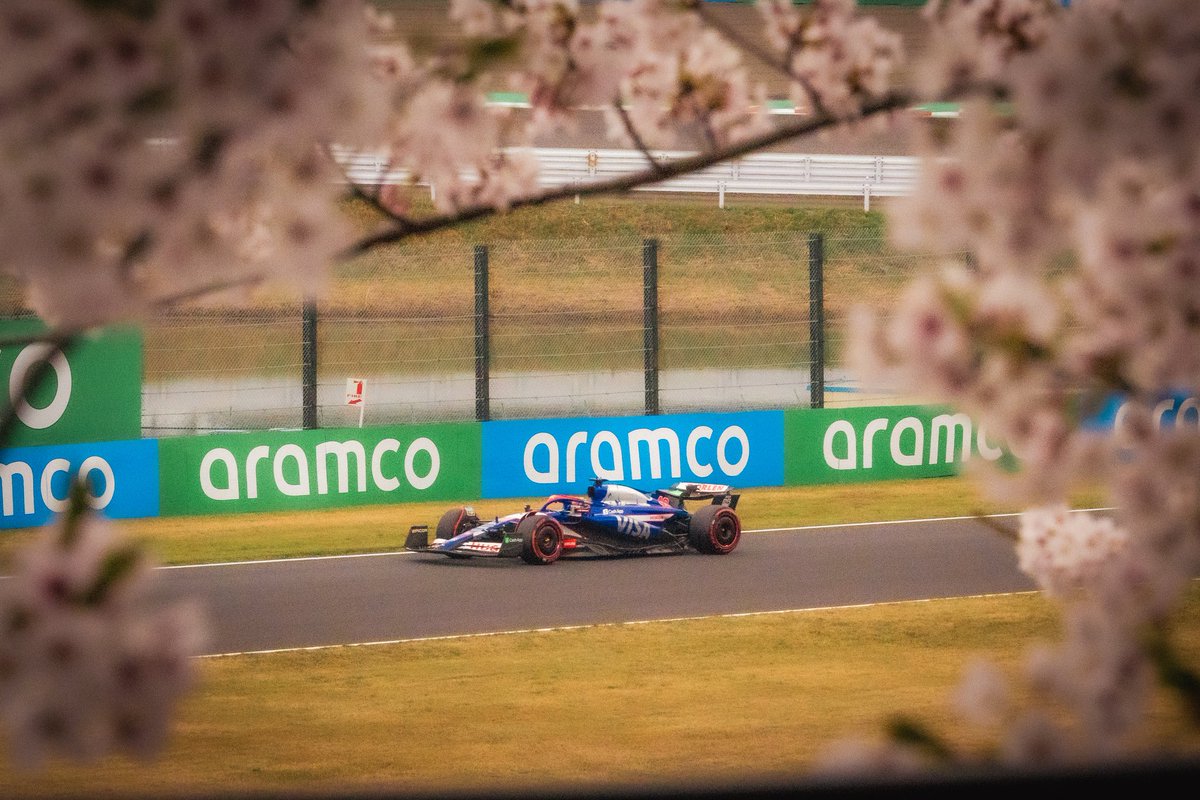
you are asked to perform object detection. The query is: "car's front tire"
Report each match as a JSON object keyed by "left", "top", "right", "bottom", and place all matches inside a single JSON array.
[
  {"left": 436, "top": 507, "right": 477, "bottom": 540},
  {"left": 436, "top": 507, "right": 479, "bottom": 559},
  {"left": 517, "top": 514, "right": 564, "bottom": 565},
  {"left": 688, "top": 504, "right": 741, "bottom": 554}
]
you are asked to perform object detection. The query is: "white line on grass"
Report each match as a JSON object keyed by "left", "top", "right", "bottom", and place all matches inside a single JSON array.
[{"left": 201, "top": 590, "right": 1042, "bottom": 659}]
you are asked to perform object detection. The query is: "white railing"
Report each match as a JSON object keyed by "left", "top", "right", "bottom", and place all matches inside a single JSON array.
[{"left": 332, "top": 147, "right": 920, "bottom": 211}]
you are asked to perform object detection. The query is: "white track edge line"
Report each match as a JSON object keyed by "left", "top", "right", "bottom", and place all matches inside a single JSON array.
[{"left": 201, "top": 590, "right": 1042, "bottom": 659}]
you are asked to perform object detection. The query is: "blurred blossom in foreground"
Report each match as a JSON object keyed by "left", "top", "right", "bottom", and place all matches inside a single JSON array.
[
  {"left": 0, "top": 0, "right": 387, "bottom": 329},
  {"left": 846, "top": 0, "right": 1200, "bottom": 769},
  {"left": 0, "top": 484, "right": 208, "bottom": 770}
]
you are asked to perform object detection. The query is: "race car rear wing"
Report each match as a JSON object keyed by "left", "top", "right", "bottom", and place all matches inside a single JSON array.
[{"left": 655, "top": 482, "right": 740, "bottom": 509}]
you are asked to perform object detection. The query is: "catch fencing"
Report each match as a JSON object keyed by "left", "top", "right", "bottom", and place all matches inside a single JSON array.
[{"left": 125, "top": 231, "right": 935, "bottom": 437}]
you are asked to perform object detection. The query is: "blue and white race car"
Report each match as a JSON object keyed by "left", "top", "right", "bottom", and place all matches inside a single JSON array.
[{"left": 404, "top": 479, "right": 742, "bottom": 564}]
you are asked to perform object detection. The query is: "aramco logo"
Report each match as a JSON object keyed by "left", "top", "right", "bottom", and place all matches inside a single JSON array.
[{"left": 522, "top": 425, "right": 750, "bottom": 484}]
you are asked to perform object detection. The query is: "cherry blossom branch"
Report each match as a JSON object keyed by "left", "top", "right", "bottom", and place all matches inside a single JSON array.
[
  {"left": 691, "top": 0, "right": 827, "bottom": 116},
  {"left": 341, "top": 89, "right": 914, "bottom": 257},
  {"left": 146, "top": 274, "right": 267, "bottom": 311},
  {"left": 612, "top": 100, "right": 667, "bottom": 174},
  {"left": 970, "top": 511, "right": 1019, "bottom": 542}
]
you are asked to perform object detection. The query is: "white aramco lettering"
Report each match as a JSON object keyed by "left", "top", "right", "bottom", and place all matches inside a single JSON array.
[
  {"left": 686, "top": 426, "right": 714, "bottom": 477},
  {"left": 522, "top": 424, "right": 749, "bottom": 483},
  {"left": 0, "top": 461, "right": 34, "bottom": 516},
  {"left": 372, "top": 438, "right": 401, "bottom": 491},
  {"left": 716, "top": 426, "right": 750, "bottom": 475},
  {"left": 8, "top": 343, "right": 72, "bottom": 430},
  {"left": 890, "top": 417, "right": 924, "bottom": 467},
  {"left": 201, "top": 448, "right": 239, "bottom": 501},
  {"left": 628, "top": 428, "right": 681, "bottom": 481},
  {"left": 200, "top": 437, "right": 442, "bottom": 500},
  {"left": 524, "top": 433, "right": 559, "bottom": 485},
  {"left": 273, "top": 444, "right": 310, "bottom": 497},
  {"left": 0, "top": 456, "right": 115, "bottom": 517},
  {"left": 78, "top": 455, "right": 115, "bottom": 509},
  {"left": 590, "top": 431, "right": 623, "bottom": 481},
  {"left": 40, "top": 458, "right": 71, "bottom": 513},
  {"left": 315, "top": 440, "right": 367, "bottom": 495},
  {"left": 823, "top": 420, "right": 856, "bottom": 470},
  {"left": 404, "top": 437, "right": 440, "bottom": 490},
  {"left": 1114, "top": 396, "right": 1200, "bottom": 439},
  {"left": 823, "top": 414, "right": 1005, "bottom": 471}
]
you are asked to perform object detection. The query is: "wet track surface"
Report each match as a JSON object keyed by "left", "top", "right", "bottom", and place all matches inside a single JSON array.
[{"left": 153, "top": 515, "right": 1037, "bottom": 656}]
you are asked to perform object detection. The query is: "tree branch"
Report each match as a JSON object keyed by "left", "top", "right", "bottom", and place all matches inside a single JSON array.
[
  {"left": 613, "top": 100, "right": 666, "bottom": 174},
  {"left": 340, "top": 89, "right": 914, "bottom": 258},
  {"left": 693, "top": 0, "right": 827, "bottom": 116}
]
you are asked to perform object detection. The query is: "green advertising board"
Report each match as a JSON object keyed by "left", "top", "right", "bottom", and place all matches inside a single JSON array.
[
  {"left": 158, "top": 423, "right": 481, "bottom": 516},
  {"left": 784, "top": 405, "right": 1006, "bottom": 485},
  {"left": 0, "top": 320, "right": 142, "bottom": 447}
]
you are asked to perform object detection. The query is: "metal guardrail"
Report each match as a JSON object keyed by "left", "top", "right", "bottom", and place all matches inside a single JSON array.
[{"left": 333, "top": 147, "right": 920, "bottom": 211}]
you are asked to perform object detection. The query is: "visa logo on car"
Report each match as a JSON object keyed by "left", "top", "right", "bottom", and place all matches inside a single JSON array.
[{"left": 615, "top": 516, "right": 653, "bottom": 538}]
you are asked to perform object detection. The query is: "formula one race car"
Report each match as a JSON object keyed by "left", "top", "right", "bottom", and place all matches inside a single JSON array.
[{"left": 404, "top": 479, "right": 742, "bottom": 565}]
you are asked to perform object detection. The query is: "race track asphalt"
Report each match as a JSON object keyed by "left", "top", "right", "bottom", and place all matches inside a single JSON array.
[{"left": 152, "top": 514, "right": 1037, "bottom": 656}]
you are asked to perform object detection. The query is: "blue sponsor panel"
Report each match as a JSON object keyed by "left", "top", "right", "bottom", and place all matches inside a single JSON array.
[
  {"left": 1083, "top": 390, "right": 1200, "bottom": 431},
  {"left": 0, "top": 439, "right": 159, "bottom": 529},
  {"left": 482, "top": 411, "right": 784, "bottom": 498}
]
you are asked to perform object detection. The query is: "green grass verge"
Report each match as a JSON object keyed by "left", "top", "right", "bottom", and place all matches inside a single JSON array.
[
  {"left": 3, "top": 478, "right": 1195, "bottom": 798},
  {"left": 4, "top": 589, "right": 1198, "bottom": 798},
  {"left": 139, "top": 196, "right": 917, "bottom": 382}
]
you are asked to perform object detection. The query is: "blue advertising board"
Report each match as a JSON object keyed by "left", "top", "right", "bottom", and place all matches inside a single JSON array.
[
  {"left": 0, "top": 439, "right": 159, "bottom": 529},
  {"left": 481, "top": 411, "right": 784, "bottom": 498},
  {"left": 1083, "top": 390, "right": 1200, "bottom": 431}
]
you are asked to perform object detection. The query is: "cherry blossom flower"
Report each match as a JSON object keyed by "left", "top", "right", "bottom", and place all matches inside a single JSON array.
[
  {"left": 0, "top": 488, "right": 208, "bottom": 771},
  {"left": 847, "top": 0, "right": 1200, "bottom": 773}
]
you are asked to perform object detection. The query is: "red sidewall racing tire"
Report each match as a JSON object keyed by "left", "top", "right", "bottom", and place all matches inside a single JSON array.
[
  {"left": 688, "top": 504, "right": 741, "bottom": 555},
  {"left": 436, "top": 507, "right": 478, "bottom": 559},
  {"left": 436, "top": 507, "right": 475, "bottom": 540},
  {"left": 518, "top": 514, "right": 564, "bottom": 565}
]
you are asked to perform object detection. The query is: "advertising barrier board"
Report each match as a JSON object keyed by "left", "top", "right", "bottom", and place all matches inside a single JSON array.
[
  {"left": 0, "top": 439, "right": 159, "bottom": 529},
  {"left": 0, "top": 320, "right": 142, "bottom": 447},
  {"left": 0, "top": 404, "right": 1033, "bottom": 528},
  {"left": 481, "top": 411, "right": 784, "bottom": 498},
  {"left": 158, "top": 423, "right": 480, "bottom": 516},
  {"left": 1084, "top": 390, "right": 1200, "bottom": 433}
]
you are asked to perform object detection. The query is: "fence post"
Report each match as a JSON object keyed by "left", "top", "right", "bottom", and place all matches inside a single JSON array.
[
  {"left": 474, "top": 244, "right": 490, "bottom": 422},
  {"left": 302, "top": 298, "right": 318, "bottom": 429},
  {"left": 808, "top": 233, "right": 825, "bottom": 410},
  {"left": 643, "top": 238, "right": 660, "bottom": 416}
]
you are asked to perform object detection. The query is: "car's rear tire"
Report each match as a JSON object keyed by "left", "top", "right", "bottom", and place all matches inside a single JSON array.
[
  {"left": 688, "top": 504, "right": 741, "bottom": 554},
  {"left": 518, "top": 514, "right": 564, "bottom": 565}
]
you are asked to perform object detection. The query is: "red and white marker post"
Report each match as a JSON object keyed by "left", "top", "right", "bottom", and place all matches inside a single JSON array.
[{"left": 345, "top": 377, "right": 366, "bottom": 427}]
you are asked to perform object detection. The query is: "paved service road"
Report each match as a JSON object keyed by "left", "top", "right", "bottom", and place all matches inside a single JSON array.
[{"left": 152, "top": 515, "right": 1037, "bottom": 656}]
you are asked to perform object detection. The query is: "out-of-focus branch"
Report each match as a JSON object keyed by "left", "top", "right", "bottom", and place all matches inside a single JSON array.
[
  {"left": 146, "top": 273, "right": 267, "bottom": 311},
  {"left": 341, "top": 89, "right": 914, "bottom": 258},
  {"left": 971, "top": 510, "right": 1019, "bottom": 542},
  {"left": 612, "top": 101, "right": 667, "bottom": 175},
  {"left": 692, "top": 0, "right": 828, "bottom": 116}
]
